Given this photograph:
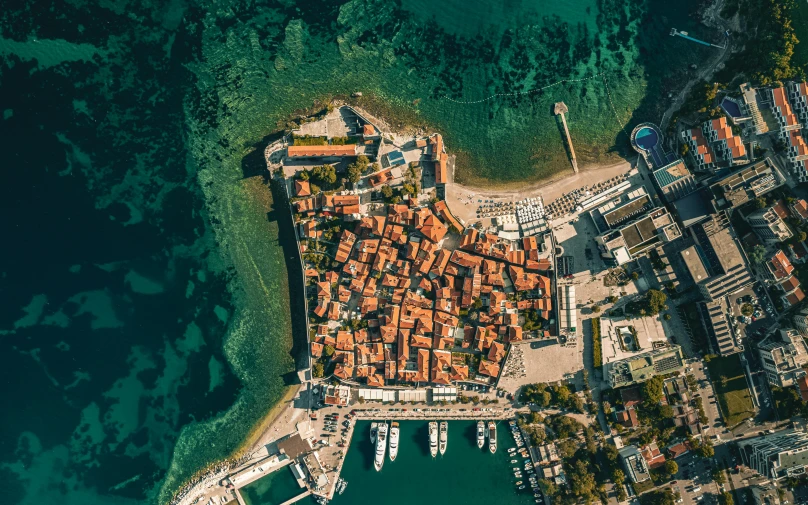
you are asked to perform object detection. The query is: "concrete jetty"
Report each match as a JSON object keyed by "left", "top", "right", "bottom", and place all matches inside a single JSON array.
[{"left": 554, "top": 102, "right": 578, "bottom": 173}]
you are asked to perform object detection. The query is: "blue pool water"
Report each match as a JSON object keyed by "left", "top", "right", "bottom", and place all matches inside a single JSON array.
[
  {"left": 721, "top": 98, "right": 743, "bottom": 118},
  {"left": 634, "top": 127, "right": 659, "bottom": 150}
]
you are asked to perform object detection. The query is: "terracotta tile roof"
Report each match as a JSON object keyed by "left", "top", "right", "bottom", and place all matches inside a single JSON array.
[
  {"left": 786, "top": 287, "right": 805, "bottom": 306},
  {"left": 310, "top": 342, "right": 324, "bottom": 358},
  {"left": 478, "top": 359, "right": 501, "bottom": 378},
  {"left": 288, "top": 144, "right": 357, "bottom": 157},
  {"left": 433, "top": 200, "right": 463, "bottom": 233},
  {"left": 781, "top": 275, "right": 800, "bottom": 293},
  {"left": 451, "top": 250, "right": 484, "bottom": 269},
  {"left": 488, "top": 341, "right": 506, "bottom": 362},
  {"left": 294, "top": 179, "right": 311, "bottom": 196},
  {"left": 792, "top": 199, "right": 808, "bottom": 220},
  {"left": 770, "top": 250, "right": 795, "bottom": 280}
]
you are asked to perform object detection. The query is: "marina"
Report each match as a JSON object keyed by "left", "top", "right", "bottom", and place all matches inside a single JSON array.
[{"left": 335, "top": 420, "right": 537, "bottom": 505}]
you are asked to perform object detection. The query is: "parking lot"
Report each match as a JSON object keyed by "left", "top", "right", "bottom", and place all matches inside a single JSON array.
[
  {"left": 669, "top": 452, "right": 722, "bottom": 505},
  {"left": 729, "top": 285, "right": 775, "bottom": 340}
]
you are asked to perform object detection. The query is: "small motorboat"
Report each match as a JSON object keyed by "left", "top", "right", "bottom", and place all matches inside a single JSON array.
[
  {"left": 519, "top": 485, "right": 526, "bottom": 490},
  {"left": 516, "top": 481, "right": 523, "bottom": 486},
  {"left": 511, "top": 459, "right": 518, "bottom": 463}
]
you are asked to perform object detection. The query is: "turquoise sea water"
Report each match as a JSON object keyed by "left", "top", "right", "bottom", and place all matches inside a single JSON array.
[
  {"left": 328, "top": 421, "right": 533, "bottom": 505},
  {"left": 0, "top": 1, "right": 716, "bottom": 504},
  {"left": 241, "top": 466, "right": 304, "bottom": 505}
]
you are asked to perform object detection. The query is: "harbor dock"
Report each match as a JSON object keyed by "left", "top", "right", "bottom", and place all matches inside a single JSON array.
[{"left": 554, "top": 102, "right": 578, "bottom": 173}]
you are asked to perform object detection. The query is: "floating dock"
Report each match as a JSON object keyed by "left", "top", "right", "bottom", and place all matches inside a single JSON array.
[{"left": 670, "top": 28, "right": 726, "bottom": 49}]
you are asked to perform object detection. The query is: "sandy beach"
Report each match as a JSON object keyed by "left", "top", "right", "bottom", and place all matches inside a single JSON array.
[{"left": 446, "top": 158, "right": 637, "bottom": 224}]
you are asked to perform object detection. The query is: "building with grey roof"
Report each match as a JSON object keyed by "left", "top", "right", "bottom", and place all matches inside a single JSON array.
[
  {"left": 758, "top": 329, "right": 808, "bottom": 388},
  {"left": 595, "top": 207, "right": 682, "bottom": 266},
  {"left": 618, "top": 445, "right": 651, "bottom": 483},
  {"left": 709, "top": 159, "right": 781, "bottom": 211},
  {"left": 604, "top": 345, "right": 685, "bottom": 389},
  {"left": 739, "top": 430, "right": 808, "bottom": 481},
  {"left": 699, "top": 300, "right": 742, "bottom": 356},
  {"left": 652, "top": 159, "right": 697, "bottom": 203},
  {"left": 680, "top": 213, "right": 754, "bottom": 302}
]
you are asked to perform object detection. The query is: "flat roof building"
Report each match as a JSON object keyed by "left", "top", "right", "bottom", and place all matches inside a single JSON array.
[
  {"left": 595, "top": 207, "right": 681, "bottom": 266},
  {"left": 604, "top": 346, "right": 685, "bottom": 389},
  {"left": 681, "top": 214, "right": 754, "bottom": 302},
  {"left": 739, "top": 430, "right": 808, "bottom": 481},
  {"left": 699, "top": 300, "right": 742, "bottom": 356},
  {"left": 651, "top": 159, "right": 697, "bottom": 203},
  {"left": 709, "top": 159, "right": 781, "bottom": 211},
  {"left": 758, "top": 329, "right": 808, "bottom": 388},
  {"left": 748, "top": 205, "right": 793, "bottom": 245},
  {"left": 619, "top": 445, "right": 651, "bottom": 483}
]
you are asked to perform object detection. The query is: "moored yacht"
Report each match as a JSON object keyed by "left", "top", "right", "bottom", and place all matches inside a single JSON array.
[
  {"left": 429, "top": 421, "right": 438, "bottom": 458},
  {"left": 389, "top": 422, "right": 400, "bottom": 462},
  {"left": 488, "top": 421, "right": 497, "bottom": 454},
  {"left": 477, "top": 421, "right": 485, "bottom": 449},
  {"left": 439, "top": 422, "right": 448, "bottom": 456},
  {"left": 370, "top": 422, "right": 378, "bottom": 444},
  {"left": 374, "top": 423, "right": 388, "bottom": 471}
]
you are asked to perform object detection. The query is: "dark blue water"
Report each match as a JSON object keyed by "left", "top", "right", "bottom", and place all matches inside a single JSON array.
[{"left": 0, "top": 0, "right": 712, "bottom": 504}]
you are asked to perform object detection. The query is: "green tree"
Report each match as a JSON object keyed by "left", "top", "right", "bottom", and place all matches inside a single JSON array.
[
  {"left": 699, "top": 442, "right": 715, "bottom": 458},
  {"left": 631, "top": 272, "right": 640, "bottom": 281},
  {"left": 642, "top": 376, "right": 665, "bottom": 407},
  {"left": 664, "top": 313, "right": 672, "bottom": 321},
  {"left": 312, "top": 362, "right": 325, "bottom": 378},
  {"left": 347, "top": 163, "right": 363, "bottom": 183},
  {"left": 324, "top": 344, "right": 335, "bottom": 357},
  {"left": 381, "top": 185, "right": 394, "bottom": 199},
  {"left": 665, "top": 460, "right": 679, "bottom": 476},
  {"left": 646, "top": 289, "right": 668, "bottom": 315},
  {"left": 719, "top": 492, "right": 734, "bottom": 505},
  {"left": 612, "top": 469, "right": 625, "bottom": 486},
  {"left": 608, "top": 295, "right": 618, "bottom": 304},
  {"left": 712, "top": 468, "right": 726, "bottom": 484},
  {"left": 755, "top": 197, "right": 768, "bottom": 209},
  {"left": 749, "top": 244, "right": 766, "bottom": 265}
]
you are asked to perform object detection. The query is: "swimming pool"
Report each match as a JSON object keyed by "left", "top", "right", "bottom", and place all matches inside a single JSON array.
[{"left": 634, "top": 126, "right": 659, "bottom": 150}]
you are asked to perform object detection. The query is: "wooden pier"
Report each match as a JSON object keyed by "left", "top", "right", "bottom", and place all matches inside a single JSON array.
[{"left": 554, "top": 102, "right": 578, "bottom": 173}]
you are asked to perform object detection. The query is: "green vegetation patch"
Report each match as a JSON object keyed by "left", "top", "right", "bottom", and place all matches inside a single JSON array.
[
  {"left": 292, "top": 134, "right": 327, "bottom": 146},
  {"left": 705, "top": 354, "right": 755, "bottom": 426},
  {"left": 591, "top": 317, "right": 602, "bottom": 369}
]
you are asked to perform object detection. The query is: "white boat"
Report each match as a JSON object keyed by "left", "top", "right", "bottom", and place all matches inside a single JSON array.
[
  {"left": 477, "top": 421, "right": 485, "bottom": 449},
  {"left": 511, "top": 459, "right": 518, "bottom": 463},
  {"left": 488, "top": 422, "right": 497, "bottom": 454},
  {"left": 336, "top": 478, "right": 348, "bottom": 495},
  {"left": 429, "top": 422, "right": 438, "bottom": 458},
  {"left": 370, "top": 422, "right": 378, "bottom": 444},
  {"left": 389, "top": 422, "right": 400, "bottom": 462},
  {"left": 375, "top": 423, "right": 388, "bottom": 471},
  {"left": 439, "top": 422, "right": 448, "bottom": 456}
]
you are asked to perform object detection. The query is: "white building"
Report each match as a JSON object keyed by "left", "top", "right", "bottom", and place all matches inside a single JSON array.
[
  {"left": 758, "top": 329, "right": 808, "bottom": 388},
  {"left": 739, "top": 430, "right": 808, "bottom": 481}
]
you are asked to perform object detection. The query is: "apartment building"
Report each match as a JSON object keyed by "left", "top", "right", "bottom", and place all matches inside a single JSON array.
[{"left": 757, "top": 329, "right": 808, "bottom": 388}]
